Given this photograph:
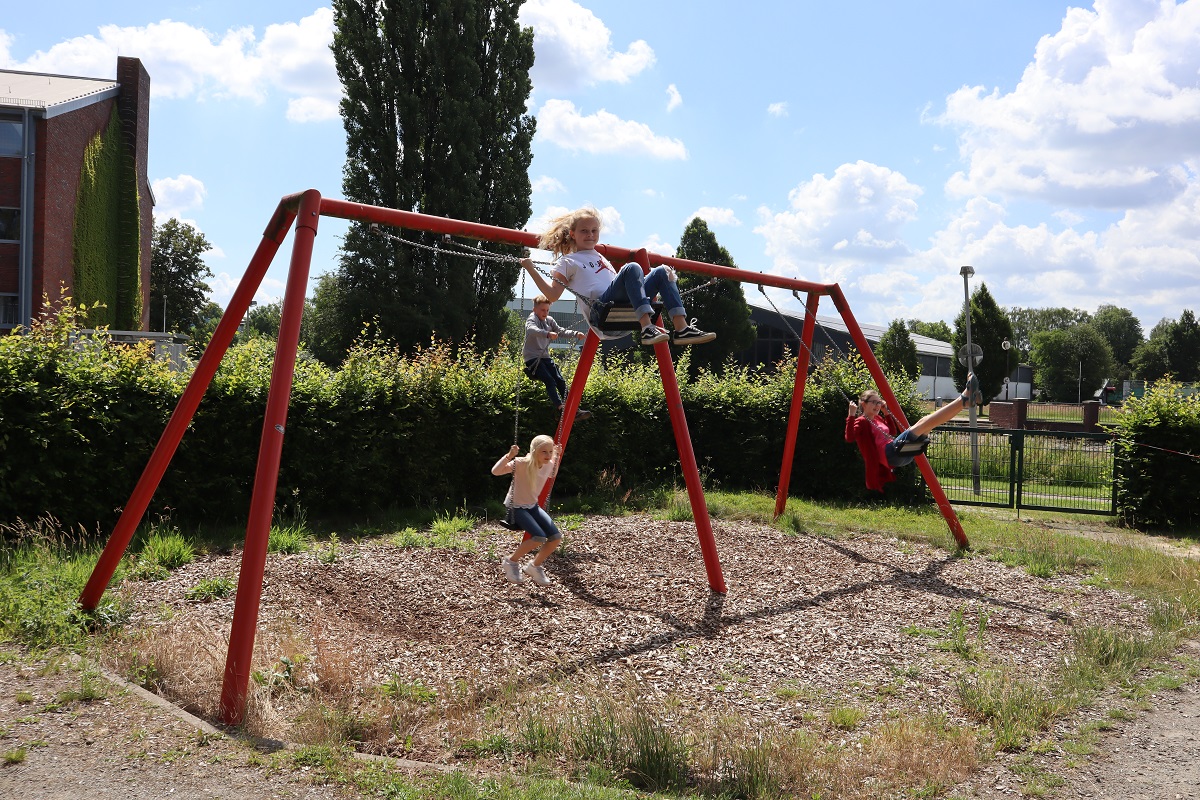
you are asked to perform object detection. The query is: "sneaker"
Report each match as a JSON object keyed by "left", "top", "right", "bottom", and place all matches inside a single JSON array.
[
  {"left": 961, "top": 373, "right": 983, "bottom": 407},
  {"left": 640, "top": 325, "right": 669, "bottom": 345},
  {"left": 558, "top": 404, "right": 593, "bottom": 421},
  {"left": 522, "top": 562, "right": 551, "bottom": 586},
  {"left": 501, "top": 557, "right": 523, "bottom": 583},
  {"left": 671, "top": 320, "right": 716, "bottom": 345}
]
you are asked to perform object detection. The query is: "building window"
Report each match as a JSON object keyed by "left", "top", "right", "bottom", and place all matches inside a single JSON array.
[
  {"left": 0, "top": 208, "right": 18, "bottom": 242},
  {"left": 0, "top": 119, "right": 21, "bottom": 156},
  {"left": 1, "top": 294, "right": 18, "bottom": 328}
]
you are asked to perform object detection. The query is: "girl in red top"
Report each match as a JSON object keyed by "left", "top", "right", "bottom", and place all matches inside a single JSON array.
[{"left": 845, "top": 375, "right": 978, "bottom": 491}]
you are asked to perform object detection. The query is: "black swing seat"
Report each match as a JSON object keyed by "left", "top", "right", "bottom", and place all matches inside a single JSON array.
[
  {"left": 590, "top": 300, "right": 664, "bottom": 332},
  {"left": 890, "top": 435, "right": 931, "bottom": 457},
  {"left": 499, "top": 507, "right": 522, "bottom": 531}
]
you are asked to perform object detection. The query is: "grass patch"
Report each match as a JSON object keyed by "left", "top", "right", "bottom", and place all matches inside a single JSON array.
[{"left": 184, "top": 576, "right": 234, "bottom": 602}]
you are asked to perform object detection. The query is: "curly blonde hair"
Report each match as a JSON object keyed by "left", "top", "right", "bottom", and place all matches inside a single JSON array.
[{"left": 537, "top": 206, "right": 602, "bottom": 257}]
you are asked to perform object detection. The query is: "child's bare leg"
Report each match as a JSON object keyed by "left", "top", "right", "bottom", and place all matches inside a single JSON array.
[
  {"left": 532, "top": 538, "right": 561, "bottom": 566},
  {"left": 508, "top": 537, "right": 540, "bottom": 563},
  {"left": 910, "top": 380, "right": 974, "bottom": 437}
]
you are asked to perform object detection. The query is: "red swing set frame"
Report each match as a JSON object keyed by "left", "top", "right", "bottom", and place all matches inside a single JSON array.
[{"left": 77, "top": 189, "right": 967, "bottom": 725}]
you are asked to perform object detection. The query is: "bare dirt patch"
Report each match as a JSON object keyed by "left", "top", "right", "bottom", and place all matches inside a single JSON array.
[{"left": 3, "top": 514, "right": 1197, "bottom": 798}]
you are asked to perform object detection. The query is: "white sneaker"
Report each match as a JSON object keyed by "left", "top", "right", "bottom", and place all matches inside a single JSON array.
[
  {"left": 522, "top": 563, "right": 551, "bottom": 586},
  {"left": 501, "top": 557, "right": 523, "bottom": 583}
]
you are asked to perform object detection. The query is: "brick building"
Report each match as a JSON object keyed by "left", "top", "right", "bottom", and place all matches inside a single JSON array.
[{"left": 0, "top": 56, "right": 152, "bottom": 331}]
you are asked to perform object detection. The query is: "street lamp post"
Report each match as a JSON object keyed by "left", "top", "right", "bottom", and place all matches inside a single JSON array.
[
  {"left": 960, "top": 266, "right": 981, "bottom": 494},
  {"left": 1002, "top": 339, "right": 1011, "bottom": 400}
]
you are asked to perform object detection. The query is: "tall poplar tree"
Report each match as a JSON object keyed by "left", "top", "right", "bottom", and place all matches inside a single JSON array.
[
  {"left": 876, "top": 320, "right": 920, "bottom": 379},
  {"left": 673, "top": 218, "right": 755, "bottom": 375},
  {"left": 951, "top": 282, "right": 1014, "bottom": 404},
  {"left": 321, "top": 0, "right": 535, "bottom": 363}
]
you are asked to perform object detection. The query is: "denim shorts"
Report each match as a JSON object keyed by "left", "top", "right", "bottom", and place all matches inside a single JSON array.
[
  {"left": 884, "top": 429, "right": 929, "bottom": 468},
  {"left": 510, "top": 505, "right": 562, "bottom": 542}
]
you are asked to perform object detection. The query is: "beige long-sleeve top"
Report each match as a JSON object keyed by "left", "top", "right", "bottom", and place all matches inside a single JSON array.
[{"left": 491, "top": 452, "right": 559, "bottom": 508}]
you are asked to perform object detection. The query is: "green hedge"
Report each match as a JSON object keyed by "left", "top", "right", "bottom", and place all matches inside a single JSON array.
[
  {"left": 2, "top": 308, "right": 933, "bottom": 533},
  {"left": 1110, "top": 380, "right": 1200, "bottom": 529}
]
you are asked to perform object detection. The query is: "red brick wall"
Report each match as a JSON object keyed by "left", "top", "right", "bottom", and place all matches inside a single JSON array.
[{"left": 33, "top": 99, "right": 117, "bottom": 308}]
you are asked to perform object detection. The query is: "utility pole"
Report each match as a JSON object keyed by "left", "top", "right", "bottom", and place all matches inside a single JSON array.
[{"left": 960, "top": 266, "right": 981, "bottom": 494}]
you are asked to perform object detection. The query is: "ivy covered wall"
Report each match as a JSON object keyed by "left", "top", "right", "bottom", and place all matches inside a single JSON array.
[{"left": 72, "top": 108, "right": 141, "bottom": 330}]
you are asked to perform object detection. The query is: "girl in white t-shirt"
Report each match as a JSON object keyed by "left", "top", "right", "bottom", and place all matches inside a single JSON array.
[
  {"left": 520, "top": 206, "right": 716, "bottom": 346},
  {"left": 491, "top": 434, "right": 562, "bottom": 585}
]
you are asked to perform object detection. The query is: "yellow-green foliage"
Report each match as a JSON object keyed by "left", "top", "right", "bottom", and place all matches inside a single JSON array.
[{"left": 73, "top": 108, "right": 141, "bottom": 330}]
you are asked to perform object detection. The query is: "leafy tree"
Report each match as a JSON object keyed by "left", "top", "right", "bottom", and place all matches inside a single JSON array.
[
  {"left": 301, "top": 273, "right": 352, "bottom": 365},
  {"left": 149, "top": 218, "right": 213, "bottom": 333},
  {"left": 319, "top": 0, "right": 536, "bottom": 364},
  {"left": 673, "top": 218, "right": 755, "bottom": 374},
  {"left": 1007, "top": 306, "right": 1090, "bottom": 361},
  {"left": 1132, "top": 312, "right": 1200, "bottom": 382},
  {"left": 1029, "top": 324, "right": 1115, "bottom": 401},
  {"left": 951, "top": 282, "right": 1014, "bottom": 404},
  {"left": 243, "top": 301, "right": 283, "bottom": 340},
  {"left": 1132, "top": 337, "right": 1171, "bottom": 381},
  {"left": 1163, "top": 310, "right": 1200, "bottom": 382},
  {"left": 906, "top": 319, "right": 952, "bottom": 342},
  {"left": 1091, "top": 304, "right": 1143, "bottom": 371},
  {"left": 876, "top": 320, "right": 920, "bottom": 379},
  {"left": 186, "top": 300, "right": 224, "bottom": 357}
]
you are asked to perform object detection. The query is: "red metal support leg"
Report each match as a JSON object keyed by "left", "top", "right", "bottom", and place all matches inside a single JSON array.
[
  {"left": 79, "top": 202, "right": 298, "bottom": 610},
  {"left": 774, "top": 292, "right": 820, "bottom": 519},
  {"left": 628, "top": 249, "right": 726, "bottom": 594},
  {"left": 219, "top": 189, "right": 322, "bottom": 724},
  {"left": 538, "top": 330, "right": 598, "bottom": 507}
]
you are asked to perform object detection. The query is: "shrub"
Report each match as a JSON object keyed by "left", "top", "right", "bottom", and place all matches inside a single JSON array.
[{"left": 1109, "top": 379, "right": 1200, "bottom": 528}]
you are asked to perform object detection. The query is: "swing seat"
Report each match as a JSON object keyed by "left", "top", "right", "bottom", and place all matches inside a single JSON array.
[
  {"left": 891, "top": 435, "right": 930, "bottom": 457},
  {"left": 589, "top": 301, "right": 664, "bottom": 332},
  {"left": 499, "top": 507, "right": 522, "bottom": 531}
]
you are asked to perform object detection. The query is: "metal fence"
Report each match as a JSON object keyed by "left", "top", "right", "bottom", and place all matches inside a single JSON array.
[{"left": 924, "top": 426, "right": 1116, "bottom": 515}]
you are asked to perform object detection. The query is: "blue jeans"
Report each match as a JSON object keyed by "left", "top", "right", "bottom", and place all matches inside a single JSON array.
[
  {"left": 526, "top": 357, "right": 566, "bottom": 407},
  {"left": 599, "top": 264, "right": 685, "bottom": 322},
  {"left": 511, "top": 505, "right": 562, "bottom": 542},
  {"left": 885, "top": 429, "right": 930, "bottom": 468}
]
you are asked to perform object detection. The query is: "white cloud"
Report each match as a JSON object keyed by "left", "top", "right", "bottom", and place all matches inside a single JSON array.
[
  {"left": 532, "top": 175, "right": 567, "bottom": 194},
  {"left": 755, "top": 161, "right": 923, "bottom": 269},
  {"left": 861, "top": 175, "right": 1200, "bottom": 331},
  {"left": 666, "top": 83, "right": 682, "bottom": 112},
  {"left": 940, "top": 0, "right": 1200, "bottom": 207},
  {"left": 767, "top": 101, "right": 788, "bottom": 117},
  {"left": 4, "top": 9, "right": 339, "bottom": 122},
  {"left": 640, "top": 233, "right": 675, "bottom": 255},
  {"left": 537, "top": 99, "right": 687, "bottom": 159},
  {"left": 520, "top": 0, "right": 655, "bottom": 92},
  {"left": 209, "top": 272, "right": 284, "bottom": 308},
  {"left": 686, "top": 207, "right": 742, "bottom": 227},
  {"left": 151, "top": 174, "right": 207, "bottom": 221}
]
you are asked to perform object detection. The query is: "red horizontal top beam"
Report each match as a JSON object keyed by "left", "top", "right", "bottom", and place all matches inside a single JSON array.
[{"left": 317, "top": 197, "right": 835, "bottom": 296}]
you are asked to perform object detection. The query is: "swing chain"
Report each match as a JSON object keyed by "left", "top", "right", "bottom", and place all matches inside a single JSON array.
[
  {"left": 756, "top": 285, "right": 855, "bottom": 405},
  {"left": 369, "top": 223, "right": 554, "bottom": 266}
]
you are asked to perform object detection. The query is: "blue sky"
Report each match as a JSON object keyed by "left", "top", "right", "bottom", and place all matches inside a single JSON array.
[{"left": 4, "top": 0, "right": 1200, "bottom": 333}]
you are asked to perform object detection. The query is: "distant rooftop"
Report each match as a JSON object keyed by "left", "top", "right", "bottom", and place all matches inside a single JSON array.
[{"left": 0, "top": 68, "right": 120, "bottom": 118}]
